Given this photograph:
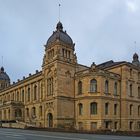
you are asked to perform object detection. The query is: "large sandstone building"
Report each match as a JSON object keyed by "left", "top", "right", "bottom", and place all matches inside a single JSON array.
[{"left": 0, "top": 22, "right": 140, "bottom": 131}]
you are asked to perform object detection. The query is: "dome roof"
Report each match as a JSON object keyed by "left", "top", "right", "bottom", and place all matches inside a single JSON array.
[
  {"left": 0, "top": 67, "right": 10, "bottom": 81},
  {"left": 46, "top": 22, "right": 73, "bottom": 47}
]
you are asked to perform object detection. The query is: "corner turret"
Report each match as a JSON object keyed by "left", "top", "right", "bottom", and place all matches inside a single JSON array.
[{"left": 0, "top": 66, "right": 10, "bottom": 91}]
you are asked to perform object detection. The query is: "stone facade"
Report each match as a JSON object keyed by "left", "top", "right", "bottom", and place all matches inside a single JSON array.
[{"left": 0, "top": 22, "right": 140, "bottom": 131}]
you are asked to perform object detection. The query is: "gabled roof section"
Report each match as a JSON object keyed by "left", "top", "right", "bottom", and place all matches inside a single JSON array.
[
  {"left": 97, "top": 60, "right": 140, "bottom": 71},
  {"left": 97, "top": 60, "right": 126, "bottom": 69}
]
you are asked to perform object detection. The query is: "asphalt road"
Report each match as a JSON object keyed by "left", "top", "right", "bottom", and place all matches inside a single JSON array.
[{"left": 0, "top": 128, "right": 139, "bottom": 140}]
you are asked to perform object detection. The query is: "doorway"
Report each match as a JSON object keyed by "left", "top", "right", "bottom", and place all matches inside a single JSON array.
[{"left": 47, "top": 113, "right": 53, "bottom": 127}]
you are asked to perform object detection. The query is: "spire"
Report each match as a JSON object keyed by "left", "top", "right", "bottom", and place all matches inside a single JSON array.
[
  {"left": 56, "top": 3, "right": 63, "bottom": 31},
  {"left": 0, "top": 56, "right": 4, "bottom": 72},
  {"left": 59, "top": 3, "right": 61, "bottom": 22}
]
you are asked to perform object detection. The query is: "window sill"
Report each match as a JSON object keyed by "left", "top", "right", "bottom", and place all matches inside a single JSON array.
[
  {"left": 88, "top": 91, "right": 99, "bottom": 94},
  {"left": 104, "top": 92, "right": 111, "bottom": 95},
  {"left": 113, "top": 94, "right": 119, "bottom": 97},
  {"left": 129, "top": 95, "right": 134, "bottom": 98},
  {"left": 77, "top": 93, "right": 83, "bottom": 95}
]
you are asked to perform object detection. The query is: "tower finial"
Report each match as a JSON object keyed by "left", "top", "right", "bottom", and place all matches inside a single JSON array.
[
  {"left": 59, "top": 3, "right": 61, "bottom": 21},
  {"left": 134, "top": 41, "right": 137, "bottom": 52},
  {"left": 1, "top": 56, "right": 3, "bottom": 66}
]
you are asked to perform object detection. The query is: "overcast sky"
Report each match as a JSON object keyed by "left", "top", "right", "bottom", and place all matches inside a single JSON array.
[{"left": 0, "top": 0, "right": 140, "bottom": 82}]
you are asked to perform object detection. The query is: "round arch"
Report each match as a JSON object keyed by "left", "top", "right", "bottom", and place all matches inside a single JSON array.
[{"left": 47, "top": 113, "right": 53, "bottom": 127}]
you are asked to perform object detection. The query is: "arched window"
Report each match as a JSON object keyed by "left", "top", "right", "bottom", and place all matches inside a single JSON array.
[
  {"left": 34, "top": 85, "right": 37, "bottom": 100},
  {"left": 90, "top": 102, "right": 97, "bottom": 115},
  {"left": 114, "top": 82, "right": 117, "bottom": 95},
  {"left": 78, "top": 81, "right": 82, "bottom": 94},
  {"left": 105, "top": 80, "right": 109, "bottom": 93},
  {"left": 78, "top": 103, "right": 83, "bottom": 115},
  {"left": 129, "top": 84, "right": 133, "bottom": 96},
  {"left": 130, "top": 104, "right": 133, "bottom": 115},
  {"left": 90, "top": 79, "right": 97, "bottom": 92},
  {"left": 39, "top": 106, "right": 42, "bottom": 117}
]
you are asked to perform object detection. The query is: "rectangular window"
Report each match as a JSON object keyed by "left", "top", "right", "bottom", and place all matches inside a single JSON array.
[
  {"left": 90, "top": 102, "right": 97, "bottom": 115},
  {"left": 130, "top": 105, "right": 133, "bottom": 116},
  {"left": 114, "top": 104, "right": 117, "bottom": 115},
  {"left": 105, "top": 103, "right": 109, "bottom": 115}
]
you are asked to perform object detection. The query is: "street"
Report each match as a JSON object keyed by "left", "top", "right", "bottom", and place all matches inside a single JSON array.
[{"left": 0, "top": 128, "right": 139, "bottom": 140}]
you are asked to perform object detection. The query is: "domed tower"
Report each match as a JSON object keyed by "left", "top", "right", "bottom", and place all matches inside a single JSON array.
[
  {"left": 132, "top": 53, "right": 140, "bottom": 66},
  {"left": 43, "top": 21, "right": 77, "bottom": 66},
  {"left": 0, "top": 66, "right": 10, "bottom": 91},
  {"left": 42, "top": 22, "right": 77, "bottom": 128}
]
